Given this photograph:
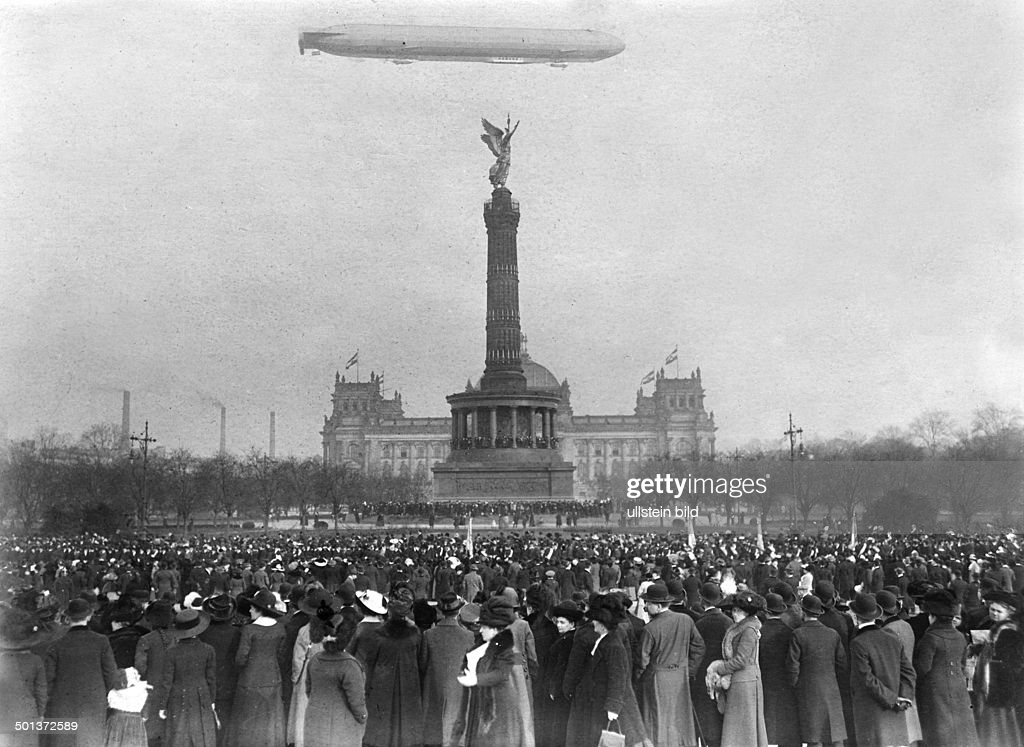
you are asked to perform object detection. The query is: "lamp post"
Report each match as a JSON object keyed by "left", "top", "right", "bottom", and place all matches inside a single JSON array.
[
  {"left": 129, "top": 421, "right": 156, "bottom": 528},
  {"left": 784, "top": 414, "right": 803, "bottom": 526}
]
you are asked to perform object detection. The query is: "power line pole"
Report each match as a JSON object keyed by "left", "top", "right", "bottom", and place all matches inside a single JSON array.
[
  {"left": 784, "top": 413, "right": 803, "bottom": 526},
  {"left": 130, "top": 421, "right": 156, "bottom": 529}
]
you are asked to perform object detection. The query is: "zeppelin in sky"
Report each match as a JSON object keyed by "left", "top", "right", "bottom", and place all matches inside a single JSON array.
[{"left": 298, "top": 24, "right": 625, "bottom": 66}]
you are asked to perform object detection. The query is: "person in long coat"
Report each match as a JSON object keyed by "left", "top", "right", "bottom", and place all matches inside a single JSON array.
[
  {"left": 225, "top": 589, "right": 287, "bottom": 747},
  {"left": 706, "top": 591, "right": 768, "bottom": 747},
  {"left": 970, "top": 590, "right": 1024, "bottom": 747},
  {"left": 1, "top": 607, "right": 50, "bottom": 747},
  {"left": 196, "top": 595, "right": 239, "bottom": 747},
  {"left": 304, "top": 615, "right": 366, "bottom": 747},
  {"left": 563, "top": 595, "right": 651, "bottom": 747},
  {"left": 786, "top": 595, "right": 847, "bottom": 747},
  {"left": 758, "top": 594, "right": 802, "bottom": 747},
  {"left": 634, "top": 582, "right": 705, "bottom": 747},
  {"left": 693, "top": 583, "right": 730, "bottom": 747},
  {"left": 288, "top": 590, "right": 338, "bottom": 747},
  {"left": 542, "top": 601, "right": 583, "bottom": 747},
  {"left": 914, "top": 590, "right": 979, "bottom": 747},
  {"left": 134, "top": 600, "right": 177, "bottom": 746},
  {"left": 457, "top": 597, "right": 536, "bottom": 747},
  {"left": 45, "top": 599, "right": 121, "bottom": 747},
  {"left": 361, "top": 587, "right": 424, "bottom": 747},
  {"left": 526, "top": 584, "right": 559, "bottom": 747},
  {"left": 847, "top": 593, "right": 916, "bottom": 747},
  {"left": 877, "top": 590, "right": 924, "bottom": 745},
  {"left": 419, "top": 593, "right": 475, "bottom": 747},
  {"left": 157, "top": 610, "right": 217, "bottom": 747}
]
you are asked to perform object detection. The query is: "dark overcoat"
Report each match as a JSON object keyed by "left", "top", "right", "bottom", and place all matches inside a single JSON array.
[
  {"left": 419, "top": 617, "right": 474, "bottom": 747},
  {"left": 134, "top": 627, "right": 176, "bottom": 744},
  {"left": 757, "top": 618, "right": 801, "bottom": 747},
  {"left": 2, "top": 649, "right": 47, "bottom": 747},
  {"left": 304, "top": 650, "right": 366, "bottom": 747},
  {"left": 848, "top": 624, "right": 916, "bottom": 747},
  {"left": 913, "top": 621, "right": 979, "bottom": 747},
  {"left": 693, "top": 608, "right": 730, "bottom": 747},
  {"left": 529, "top": 612, "right": 560, "bottom": 747},
  {"left": 44, "top": 626, "right": 120, "bottom": 747},
  {"left": 158, "top": 637, "right": 217, "bottom": 747},
  {"left": 786, "top": 619, "right": 847, "bottom": 744},
  {"left": 108, "top": 623, "right": 147, "bottom": 669},
  {"left": 463, "top": 628, "right": 534, "bottom": 747},
  {"left": 362, "top": 618, "right": 424, "bottom": 747},
  {"left": 542, "top": 629, "right": 575, "bottom": 746},
  {"left": 225, "top": 621, "right": 287, "bottom": 747},
  {"left": 197, "top": 620, "right": 240, "bottom": 718},
  {"left": 635, "top": 610, "right": 705, "bottom": 747},
  {"left": 565, "top": 632, "right": 648, "bottom": 747}
]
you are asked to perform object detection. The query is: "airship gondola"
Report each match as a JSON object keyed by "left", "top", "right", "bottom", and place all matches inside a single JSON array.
[{"left": 298, "top": 24, "right": 625, "bottom": 65}]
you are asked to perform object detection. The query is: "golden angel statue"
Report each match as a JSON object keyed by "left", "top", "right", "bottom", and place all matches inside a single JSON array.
[{"left": 480, "top": 115, "right": 520, "bottom": 188}]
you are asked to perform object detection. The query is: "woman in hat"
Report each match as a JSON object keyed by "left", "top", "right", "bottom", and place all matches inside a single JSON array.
[
  {"left": 707, "top": 590, "right": 768, "bottom": 747},
  {"left": 914, "top": 590, "right": 979, "bottom": 747},
  {"left": 288, "top": 591, "right": 339, "bottom": 747},
  {"left": 105, "top": 667, "right": 151, "bottom": 747},
  {"left": 543, "top": 600, "right": 583, "bottom": 747},
  {"left": 224, "top": 589, "right": 286, "bottom": 747},
  {"left": 303, "top": 614, "right": 365, "bottom": 747},
  {"left": 361, "top": 587, "right": 424, "bottom": 747},
  {"left": 157, "top": 610, "right": 216, "bottom": 747},
  {"left": 563, "top": 594, "right": 650, "bottom": 747},
  {"left": 970, "top": 589, "right": 1024, "bottom": 747},
  {"left": 457, "top": 597, "right": 535, "bottom": 747},
  {"left": 344, "top": 589, "right": 387, "bottom": 666},
  {"left": 0, "top": 607, "right": 49, "bottom": 747},
  {"left": 134, "top": 600, "right": 176, "bottom": 746},
  {"left": 197, "top": 594, "right": 240, "bottom": 744}
]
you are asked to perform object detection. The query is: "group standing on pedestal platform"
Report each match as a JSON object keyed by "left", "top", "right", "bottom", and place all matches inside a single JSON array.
[{"left": 4, "top": 526, "right": 1024, "bottom": 746}]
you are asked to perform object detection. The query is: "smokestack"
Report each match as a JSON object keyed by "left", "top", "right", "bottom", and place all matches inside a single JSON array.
[
  {"left": 121, "top": 391, "right": 131, "bottom": 446},
  {"left": 269, "top": 411, "right": 276, "bottom": 459},
  {"left": 219, "top": 406, "right": 226, "bottom": 455}
]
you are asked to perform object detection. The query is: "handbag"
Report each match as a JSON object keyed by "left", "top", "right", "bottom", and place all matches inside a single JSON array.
[{"left": 598, "top": 719, "right": 625, "bottom": 747}]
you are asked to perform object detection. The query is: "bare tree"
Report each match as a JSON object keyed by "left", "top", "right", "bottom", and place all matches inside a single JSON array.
[
  {"left": 165, "top": 448, "right": 201, "bottom": 530},
  {"left": 909, "top": 410, "right": 956, "bottom": 457},
  {"left": 244, "top": 447, "right": 280, "bottom": 528}
]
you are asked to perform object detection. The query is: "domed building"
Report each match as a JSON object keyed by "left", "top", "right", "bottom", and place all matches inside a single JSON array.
[{"left": 320, "top": 353, "right": 716, "bottom": 495}]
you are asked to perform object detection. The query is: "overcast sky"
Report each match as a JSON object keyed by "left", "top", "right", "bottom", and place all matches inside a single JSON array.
[{"left": 1, "top": 0, "right": 1022, "bottom": 457}]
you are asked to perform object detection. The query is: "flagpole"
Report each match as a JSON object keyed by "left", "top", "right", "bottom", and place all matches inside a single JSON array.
[
  {"left": 356, "top": 349, "right": 360, "bottom": 383},
  {"left": 675, "top": 344, "right": 680, "bottom": 379}
]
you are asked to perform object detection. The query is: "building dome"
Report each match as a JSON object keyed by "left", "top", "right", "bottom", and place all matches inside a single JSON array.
[
  {"left": 471, "top": 351, "right": 561, "bottom": 392},
  {"left": 521, "top": 352, "right": 560, "bottom": 391}
]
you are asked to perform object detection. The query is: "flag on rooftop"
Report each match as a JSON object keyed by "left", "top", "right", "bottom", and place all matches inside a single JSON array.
[
  {"left": 345, "top": 351, "right": 359, "bottom": 369},
  {"left": 641, "top": 370, "right": 655, "bottom": 385},
  {"left": 665, "top": 346, "right": 678, "bottom": 365}
]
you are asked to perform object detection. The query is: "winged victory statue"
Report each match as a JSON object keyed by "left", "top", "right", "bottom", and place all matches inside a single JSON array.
[{"left": 480, "top": 115, "right": 520, "bottom": 189}]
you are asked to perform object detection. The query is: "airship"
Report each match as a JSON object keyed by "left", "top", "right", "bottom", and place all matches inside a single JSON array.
[{"left": 298, "top": 24, "right": 625, "bottom": 66}]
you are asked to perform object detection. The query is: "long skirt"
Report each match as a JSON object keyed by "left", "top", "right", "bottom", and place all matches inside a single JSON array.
[
  {"left": 287, "top": 663, "right": 313, "bottom": 747},
  {"left": 225, "top": 684, "right": 285, "bottom": 747},
  {"left": 104, "top": 711, "right": 148, "bottom": 747}
]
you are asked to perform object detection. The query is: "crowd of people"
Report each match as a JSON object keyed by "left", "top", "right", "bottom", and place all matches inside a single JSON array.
[{"left": 2, "top": 525, "right": 1024, "bottom": 747}]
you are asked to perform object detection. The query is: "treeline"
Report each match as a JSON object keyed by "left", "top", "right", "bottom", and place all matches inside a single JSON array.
[
  {"left": 610, "top": 404, "right": 1024, "bottom": 532},
  {"left": 0, "top": 423, "right": 426, "bottom": 535}
]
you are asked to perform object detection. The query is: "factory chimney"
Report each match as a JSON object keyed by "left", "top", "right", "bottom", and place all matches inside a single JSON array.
[
  {"left": 219, "top": 406, "right": 226, "bottom": 455},
  {"left": 121, "top": 391, "right": 131, "bottom": 447},
  {"left": 269, "top": 411, "right": 276, "bottom": 459}
]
